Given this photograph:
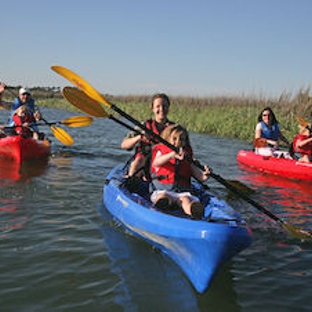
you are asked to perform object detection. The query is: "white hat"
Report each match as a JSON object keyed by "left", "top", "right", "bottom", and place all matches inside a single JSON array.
[{"left": 19, "top": 87, "right": 31, "bottom": 95}]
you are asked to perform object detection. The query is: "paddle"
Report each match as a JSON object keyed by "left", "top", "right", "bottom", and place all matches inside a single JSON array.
[
  {"left": 253, "top": 138, "right": 268, "bottom": 148},
  {"left": 296, "top": 115, "right": 312, "bottom": 133},
  {"left": 46, "top": 123, "right": 74, "bottom": 146},
  {"left": 37, "top": 116, "right": 93, "bottom": 128},
  {"left": 62, "top": 86, "right": 253, "bottom": 194},
  {"left": 51, "top": 65, "right": 312, "bottom": 240},
  {"left": 3, "top": 116, "right": 93, "bottom": 129},
  {"left": 61, "top": 86, "right": 145, "bottom": 133}
]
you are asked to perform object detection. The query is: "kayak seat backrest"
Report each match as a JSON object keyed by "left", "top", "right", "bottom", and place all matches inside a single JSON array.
[{"left": 123, "top": 176, "right": 151, "bottom": 200}]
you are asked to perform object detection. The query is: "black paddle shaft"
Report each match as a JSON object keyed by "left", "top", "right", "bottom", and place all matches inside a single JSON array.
[
  {"left": 110, "top": 102, "right": 286, "bottom": 225},
  {"left": 110, "top": 103, "right": 180, "bottom": 152}
]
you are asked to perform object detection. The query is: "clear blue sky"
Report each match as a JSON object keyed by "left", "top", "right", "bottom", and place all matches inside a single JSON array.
[{"left": 1, "top": 0, "right": 312, "bottom": 97}]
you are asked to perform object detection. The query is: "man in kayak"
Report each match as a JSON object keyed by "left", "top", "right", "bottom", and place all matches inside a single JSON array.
[
  {"left": 121, "top": 93, "right": 174, "bottom": 178},
  {"left": 150, "top": 124, "right": 210, "bottom": 220},
  {"left": 0, "top": 82, "right": 42, "bottom": 136}
]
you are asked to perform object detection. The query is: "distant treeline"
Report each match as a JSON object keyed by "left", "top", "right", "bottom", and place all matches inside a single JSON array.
[{"left": 4, "top": 86, "right": 63, "bottom": 99}]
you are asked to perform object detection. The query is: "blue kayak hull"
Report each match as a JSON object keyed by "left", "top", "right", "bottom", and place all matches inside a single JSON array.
[{"left": 103, "top": 164, "right": 252, "bottom": 293}]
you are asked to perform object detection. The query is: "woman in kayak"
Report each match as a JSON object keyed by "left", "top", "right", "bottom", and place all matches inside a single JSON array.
[
  {"left": 254, "top": 107, "right": 290, "bottom": 156},
  {"left": 121, "top": 93, "right": 174, "bottom": 178},
  {"left": 150, "top": 124, "right": 210, "bottom": 220},
  {"left": 293, "top": 122, "right": 312, "bottom": 163},
  {"left": 12, "top": 105, "right": 39, "bottom": 139}
]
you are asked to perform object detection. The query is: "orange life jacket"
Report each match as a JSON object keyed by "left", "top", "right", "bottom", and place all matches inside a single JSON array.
[{"left": 151, "top": 144, "right": 193, "bottom": 190}]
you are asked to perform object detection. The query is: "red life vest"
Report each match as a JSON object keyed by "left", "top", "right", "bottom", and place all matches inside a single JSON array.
[
  {"left": 13, "top": 114, "right": 35, "bottom": 138},
  {"left": 136, "top": 119, "right": 174, "bottom": 155},
  {"left": 293, "top": 134, "right": 312, "bottom": 158},
  {"left": 151, "top": 143, "right": 193, "bottom": 189}
]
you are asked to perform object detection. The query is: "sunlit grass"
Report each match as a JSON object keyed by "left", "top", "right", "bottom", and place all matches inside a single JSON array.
[
  {"left": 2, "top": 87, "right": 311, "bottom": 142},
  {"left": 114, "top": 88, "right": 312, "bottom": 142}
]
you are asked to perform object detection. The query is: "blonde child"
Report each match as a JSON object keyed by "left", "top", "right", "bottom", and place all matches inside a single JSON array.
[
  {"left": 13, "top": 105, "right": 39, "bottom": 140},
  {"left": 150, "top": 124, "right": 210, "bottom": 220}
]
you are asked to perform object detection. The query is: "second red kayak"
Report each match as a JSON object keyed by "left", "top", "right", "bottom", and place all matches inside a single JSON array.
[
  {"left": 0, "top": 136, "right": 51, "bottom": 164},
  {"left": 237, "top": 150, "right": 312, "bottom": 181}
]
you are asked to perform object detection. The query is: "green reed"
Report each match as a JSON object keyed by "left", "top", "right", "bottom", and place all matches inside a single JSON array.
[
  {"left": 115, "top": 88, "right": 312, "bottom": 142},
  {"left": 3, "top": 87, "right": 311, "bottom": 143}
]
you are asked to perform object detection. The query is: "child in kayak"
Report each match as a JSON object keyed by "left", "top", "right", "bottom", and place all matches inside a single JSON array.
[
  {"left": 12, "top": 105, "right": 39, "bottom": 139},
  {"left": 293, "top": 122, "right": 312, "bottom": 163},
  {"left": 150, "top": 124, "right": 210, "bottom": 220}
]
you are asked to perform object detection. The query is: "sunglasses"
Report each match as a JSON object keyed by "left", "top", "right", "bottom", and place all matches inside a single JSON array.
[{"left": 262, "top": 113, "right": 270, "bottom": 117}]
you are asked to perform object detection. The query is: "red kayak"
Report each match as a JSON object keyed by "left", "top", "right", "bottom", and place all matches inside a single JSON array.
[
  {"left": 0, "top": 136, "right": 50, "bottom": 164},
  {"left": 237, "top": 150, "right": 312, "bottom": 181}
]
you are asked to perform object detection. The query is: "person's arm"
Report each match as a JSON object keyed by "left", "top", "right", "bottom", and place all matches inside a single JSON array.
[
  {"left": 120, "top": 122, "right": 148, "bottom": 150},
  {"left": 254, "top": 123, "right": 262, "bottom": 139},
  {"left": 191, "top": 163, "right": 210, "bottom": 182},
  {"left": 121, "top": 133, "right": 142, "bottom": 150},
  {"left": 295, "top": 136, "right": 312, "bottom": 149},
  {"left": 28, "top": 101, "right": 41, "bottom": 121},
  {"left": 0, "top": 82, "right": 5, "bottom": 102},
  {"left": 152, "top": 147, "right": 185, "bottom": 168},
  {"left": 0, "top": 82, "right": 14, "bottom": 110},
  {"left": 152, "top": 149, "right": 177, "bottom": 167}
]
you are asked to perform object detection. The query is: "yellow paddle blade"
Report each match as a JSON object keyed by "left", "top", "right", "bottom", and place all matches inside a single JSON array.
[
  {"left": 61, "top": 116, "right": 94, "bottom": 127},
  {"left": 62, "top": 87, "right": 108, "bottom": 118},
  {"left": 51, "top": 126, "right": 74, "bottom": 146},
  {"left": 282, "top": 223, "right": 312, "bottom": 241},
  {"left": 295, "top": 115, "right": 311, "bottom": 129},
  {"left": 51, "top": 65, "right": 112, "bottom": 108}
]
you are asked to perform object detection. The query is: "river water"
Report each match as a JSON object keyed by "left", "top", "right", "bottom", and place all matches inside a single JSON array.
[{"left": 0, "top": 108, "right": 311, "bottom": 312}]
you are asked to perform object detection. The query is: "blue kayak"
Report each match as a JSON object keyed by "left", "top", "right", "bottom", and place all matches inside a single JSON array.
[{"left": 103, "top": 164, "right": 252, "bottom": 293}]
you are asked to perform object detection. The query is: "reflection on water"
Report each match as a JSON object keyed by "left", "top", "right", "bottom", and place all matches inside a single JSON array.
[
  {"left": 0, "top": 198, "right": 28, "bottom": 236},
  {"left": 0, "top": 108, "right": 311, "bottom": 311},
  {"left": 0, "top": 158, "right": 49, "bottom": 183},
  {"left": 238, "top": 169, "right": 312, "bottom": 229}
]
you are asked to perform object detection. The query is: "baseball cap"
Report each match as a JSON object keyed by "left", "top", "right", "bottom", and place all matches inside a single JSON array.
[{"left": 19, "top": 87, "right": 31, "bottom": 95}]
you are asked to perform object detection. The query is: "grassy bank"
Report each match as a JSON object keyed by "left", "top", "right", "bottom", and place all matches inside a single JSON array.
[
  {"left": 113, "top": 88, "right": 312, "bottom": 143},
  {"left": 3, "top": 87, "right": 312, "bottom": 143}
]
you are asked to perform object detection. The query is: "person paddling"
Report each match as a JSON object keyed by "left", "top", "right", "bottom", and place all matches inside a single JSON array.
[
  {"left": 254, "top": 107, "right": 290, "bottom": 156},
  {"left": 0, "top": 83, "right": 44, "bottom": 138},
  {"left": 121, "top": 93, "right": 174, "bottom": 178}
]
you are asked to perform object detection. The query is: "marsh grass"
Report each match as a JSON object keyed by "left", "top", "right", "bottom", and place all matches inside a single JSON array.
[
  {"left": 2, "top": 87, "right": 312, "bottom": 142},
  {"left": 114, "top": 88, "right": 312, "bottom": 142}
]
